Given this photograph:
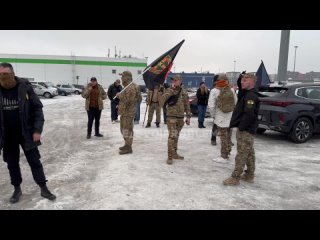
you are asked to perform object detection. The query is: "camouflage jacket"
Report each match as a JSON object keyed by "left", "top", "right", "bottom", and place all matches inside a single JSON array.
[
  {"left": 117, "top": 82, "right": 141, "bottom": 117},
  {"left": 160, "top": 86, "right": 192, "bottom": 119},
  {"left": 146, "top": 88, "right": 164, "bottom": 104},
  {"left": 81, "top": 83, "right": 107, "bottom": 111}
]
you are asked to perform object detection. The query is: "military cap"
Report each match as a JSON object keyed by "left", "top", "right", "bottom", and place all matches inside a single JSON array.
[{"left": 170, "top": 74, "right": 182, "bottom": 81}]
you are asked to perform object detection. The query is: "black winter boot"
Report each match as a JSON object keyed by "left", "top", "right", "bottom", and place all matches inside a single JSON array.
[
  {"left": 95, "top": 133, "right": 103, "bottom": 137},
  {"left": 145, "top": 122, "right": 151, "bottom": 128},
  {"left": 211, "top": 136, "right": 217, "bottom": 145},
  {"left": 87, "top": 131, "right": 91, "bottom": 139},
  {"left": 10, "top": 186, "right": 22, "bottom": 204},
  {"left": 156, "top": 122, "right": 160, "bottom": 128},
  {"left": 40, "top": 184, "right": 56, "bottom": 200}
]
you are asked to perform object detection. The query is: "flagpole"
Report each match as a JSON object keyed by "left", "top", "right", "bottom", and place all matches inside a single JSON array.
[
  {"left": 113, "top": 66, "right": 151, "bottom": 100},
  {"left": 142, "top": 91, "right": 154, "bottom": 127}
]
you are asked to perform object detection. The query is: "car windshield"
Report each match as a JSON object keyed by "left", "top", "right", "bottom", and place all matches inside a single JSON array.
[{"left": 45, "top": 82, "right": 55, "bottom": 87}]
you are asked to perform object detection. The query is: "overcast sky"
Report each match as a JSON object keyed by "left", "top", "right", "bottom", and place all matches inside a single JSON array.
[{"left": 0, "top": 30, "right": 319, "bottom": 74}]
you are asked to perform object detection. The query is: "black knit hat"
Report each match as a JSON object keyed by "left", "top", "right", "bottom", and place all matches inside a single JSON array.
[{"left": 213, "top": 74, "right": 219, "bottom": 82}]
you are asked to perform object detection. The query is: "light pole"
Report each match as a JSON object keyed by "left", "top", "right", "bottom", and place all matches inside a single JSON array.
[
  {"left": 293, "top": 45, "right": 298, "bottom": 73},
  {"left": 233, "top": 60, "right": 236, "bottom": 84}
]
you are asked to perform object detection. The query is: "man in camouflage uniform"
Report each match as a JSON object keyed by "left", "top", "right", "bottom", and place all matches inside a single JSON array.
[
  {"left": 223, "top": 73, "right": 260, "bottom": 186},
  {"left": 145, "top": 85, "right": 163, "bottom": 128},
  {"left": 160, "top": 74, "right": 191, "bottom": 165},
  {"left": 116, "top": 71, "right": 142, "bottom": 155}
]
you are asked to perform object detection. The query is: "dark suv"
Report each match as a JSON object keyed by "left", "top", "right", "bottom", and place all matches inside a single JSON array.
[{"left": 258, "top": 83, "right": 320, "bottom": 143}]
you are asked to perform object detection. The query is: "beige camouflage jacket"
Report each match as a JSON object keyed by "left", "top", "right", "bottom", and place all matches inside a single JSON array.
[
  {"left": 146, "top": 88, "right": 164, "bottom": 104},
  {"left": 117, "top": 83, "right": 141, "bottom": 117},
  {"left": 160, "top": 86, "right": 192, "bottom": 119},
  {"left": 81, "top": 83, "right": 107, "bottom": 111}
]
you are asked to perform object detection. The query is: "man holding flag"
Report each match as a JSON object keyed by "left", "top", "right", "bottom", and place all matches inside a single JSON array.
[
  {"left": 115, "top": 40, "right": 185, "bottom": 157},
  {"left": 142, "top": 40, "right": 185, "bottom": 124},
  {"left": 140, "top": 40, "right": 187, "bottom": 164},
  {"left": 116, "top": 71, "right": 142, "bottom": 155},
  {"left": 160, "top": 74, "right": 191, "bottom": 165}
]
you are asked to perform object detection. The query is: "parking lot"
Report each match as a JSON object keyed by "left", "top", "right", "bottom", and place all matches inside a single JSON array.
[{"left": 0, "top": 95, "right": 319, "bottom": 209}]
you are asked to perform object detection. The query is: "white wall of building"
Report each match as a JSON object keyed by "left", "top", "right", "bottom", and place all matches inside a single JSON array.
[{"left": 0, "top": 54, "right": 147, "bottom": 88}]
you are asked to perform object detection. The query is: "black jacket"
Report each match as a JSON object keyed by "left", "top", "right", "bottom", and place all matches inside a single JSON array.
[
  {"left": 229, "top": 88, "right": 260, "bottom": 134},
  {"left": 196, "top": 88, "right": 209, "bottom": 106},
  {"left": 0, "top": 77, "right": 44, "bottom": 151},
  {"left": 107, "top": 83, "right": 122, "bottom": 102}
]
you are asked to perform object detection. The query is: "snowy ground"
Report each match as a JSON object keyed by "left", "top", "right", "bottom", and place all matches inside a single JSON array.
[{"left": 0, "top": 94, "right": 320, "bottom": 210}]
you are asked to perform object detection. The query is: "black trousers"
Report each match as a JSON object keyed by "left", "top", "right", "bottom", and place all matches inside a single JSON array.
[
  {"left": 111, "top": 101, "right": 118, "bottom": 121},
  {"left": 3, "top": 134, "right": 47, "bottom": 187},
  {"left": 87, "top": 107, "right": 102, "bottom": 135},
  {"left": 211, "top": 123, "right": 218, "bottom": 141}
]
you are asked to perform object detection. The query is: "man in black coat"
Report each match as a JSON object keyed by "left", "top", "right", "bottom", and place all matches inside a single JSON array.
[
  {"left": 107, "top": 79, "right": 122, "bottom": 123},
  {"left": 0, "top": 62, "right": 56, "bottom": 203},
  {"left": 223, "top": 73, "right": 260, "bottom": 186}
]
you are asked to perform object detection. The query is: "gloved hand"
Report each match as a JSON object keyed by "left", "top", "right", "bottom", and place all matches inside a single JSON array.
[{"left": 185, "top": 118, "right": 190, "bottom": 125}]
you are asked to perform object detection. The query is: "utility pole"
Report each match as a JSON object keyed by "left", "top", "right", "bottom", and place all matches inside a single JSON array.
[
  {"left": 277, "top": 30, "right": 290, "bottom": 84},
  {"left": 233, "top": 60, "right": 236, "bottom": 84},
  {"left": 71, "top": 51, "right": 76, "bottom": 84},
  {"left": 293, "top": 45, "right": 298, "bottom": 73}
]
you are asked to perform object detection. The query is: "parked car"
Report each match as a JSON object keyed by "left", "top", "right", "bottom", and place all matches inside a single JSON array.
[
  {"left": 56, "top": 84, "right": 82, "bottom": 94},
  {"left": 188, "top": 93, "right": 211, "bottom": 117},
  {"left": 72, "top": 84, "right": 85, "bottom": 90},
  {"left": 258, "top": 83, "right": 320, "bottom": 143},
  {"left": 31, "top": 83, "right": 58, "bottom": 98},
  {"left": 36, "top": 81, "right": 70, "bottom": 96}
]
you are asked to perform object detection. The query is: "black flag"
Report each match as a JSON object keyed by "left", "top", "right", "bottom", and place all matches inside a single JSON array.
[
  {"left": 143, "top": 40, "right": 185, "bottom": 90},
  {"left": 255, "top": 60, "right": 271, "bottom": 89}
]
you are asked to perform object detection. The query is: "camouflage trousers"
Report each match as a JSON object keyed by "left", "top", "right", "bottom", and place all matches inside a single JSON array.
[
  {"left": 167, "top": 118, "right": 184, "bottom": 159},
  {"left": 147, "top": 102, "right": 161, "bottom": 124},
  {"left": 218, "top": 127, "right": 232, "bottom": 157},
  {"left": 120, "top": 116, "right": 134, "bottom": 147},
  {"left": 231, "top": 129, "right": 255, "bottom": 179}
]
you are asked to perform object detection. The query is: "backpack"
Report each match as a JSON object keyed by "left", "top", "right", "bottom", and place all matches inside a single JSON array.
[{"left": 216, "top": 87, "right": 235, "bottom": 113}]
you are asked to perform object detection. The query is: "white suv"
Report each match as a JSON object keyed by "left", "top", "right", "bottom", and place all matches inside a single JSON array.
[
  {"left": 31, "top": 83, "right": 58, "bottom": 98},
  {"left": 56, "top": 84, "right": 82, "bottom": 94}
]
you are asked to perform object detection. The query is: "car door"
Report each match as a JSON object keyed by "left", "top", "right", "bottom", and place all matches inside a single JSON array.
[
  {"left": 305, "top": 86, "right": 320, "bottom": 132},
  {"left": 32, "top": 84, "right": 44, "bottom": 95}
]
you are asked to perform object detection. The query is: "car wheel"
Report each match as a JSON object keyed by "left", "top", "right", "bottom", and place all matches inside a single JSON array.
[
  {"left": 289, "top": 117, "right": 313, "bottom": 143},
  {"left": 44, "top": 92, "right": 52, "bottom": 98},
  {"left": 74, "top": 90, "right": 79, "bottom": 95},
  {"left": 257, "top": 128, "right": 267, "bottom": 134},
  {"left": 62, "top": 92, "right": 66, "bottom": 96}
]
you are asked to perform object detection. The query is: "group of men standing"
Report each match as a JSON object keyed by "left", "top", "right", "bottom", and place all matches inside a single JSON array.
[
  {"left": 208, "top": 72, "right": 260, "bottom": 186},
  {"left": 0, "top": 62, "right": 260, "bottom": 205},
  {"left": 81, "top": 70, "right": 261, "bottom": 186}
]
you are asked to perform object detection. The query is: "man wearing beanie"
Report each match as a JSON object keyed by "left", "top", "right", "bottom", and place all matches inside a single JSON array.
[
  {"left": 82, "top": 77, "right": 107, "bottom": 139},
  {"left": 0, "top": 62, "right": 56, "bottom": 203},
  {"left": 208, "top": 74, "right": 237, "bottom": 163}
]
